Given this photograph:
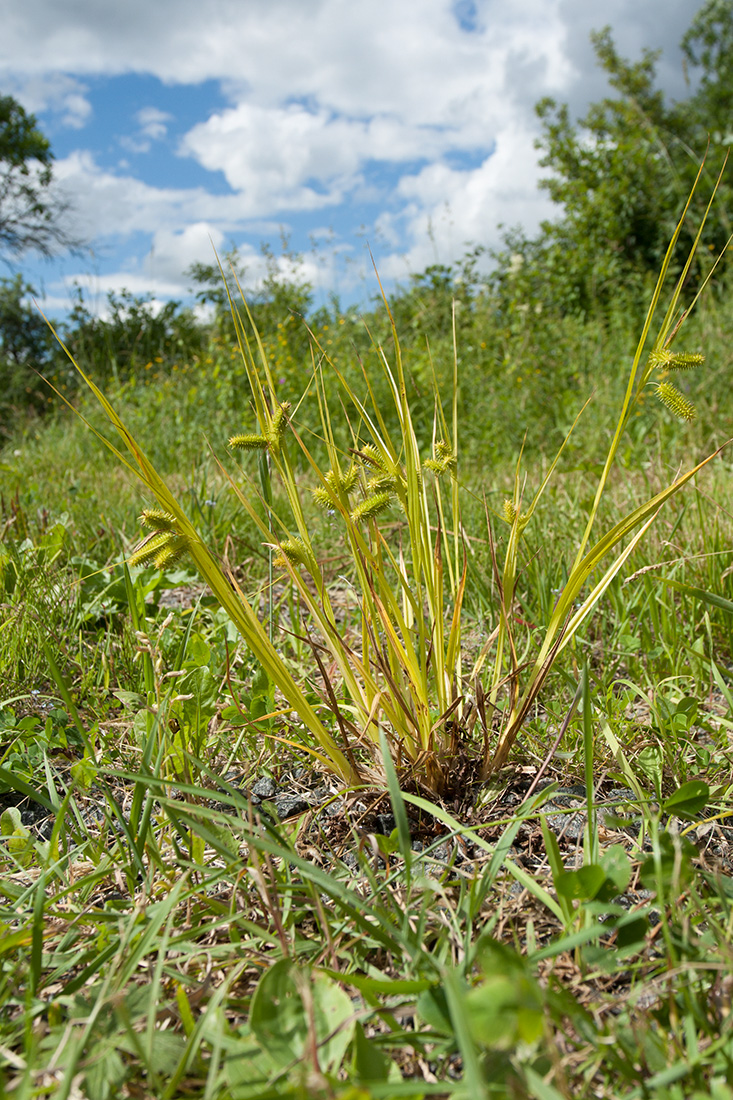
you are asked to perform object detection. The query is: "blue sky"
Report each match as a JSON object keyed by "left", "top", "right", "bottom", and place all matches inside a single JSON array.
[{"left": 1, "top": 0, "right": 698, "bottom": 318}]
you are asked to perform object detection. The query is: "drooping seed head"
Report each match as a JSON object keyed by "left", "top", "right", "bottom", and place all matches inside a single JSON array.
[
  {"left": 153, "top": 536, "right": 189, "bottom": 570},
  {"left": 128, "top": 531, "right": 173, "bottom": 568},
  {"left": 655, "top": 380, "right": 696, "bottom": 421},
  {"left": 274, "top": 537, "right": 315, "bottom": 572}
]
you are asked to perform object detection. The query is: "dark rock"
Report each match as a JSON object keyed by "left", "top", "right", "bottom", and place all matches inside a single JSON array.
[
  {"left": 273, "top": 794, "right": 310, "bottom": 819},
  {"left": 544, "top": 804, "right": 587, "bottom": 841},
  {"left": 251, "top": 777, "right": 278, "bottom": 800},
  {"left": 375, "top": 813, "right": 396, "bottom": 835}
]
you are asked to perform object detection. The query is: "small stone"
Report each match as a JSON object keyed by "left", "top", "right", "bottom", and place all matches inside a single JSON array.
[
  {"left": 375, "top": 813, "right": 396, "bottom": 835},
  {"left": 544, "top": 805, "right": 587, "bottom": 840},
  {"left": 308, "top": 786, "right": 330, "bottom": 806},
  {"left": 251, "top": 777, "right": 277, "bottom": 800},
  {"left": 274, "top": 794, "right": 310, "bottom": 819}
]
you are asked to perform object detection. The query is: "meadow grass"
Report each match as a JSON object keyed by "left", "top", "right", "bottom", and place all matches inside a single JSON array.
[{"left": 1, "top": 206, "right": 733, "bottom": 1096}]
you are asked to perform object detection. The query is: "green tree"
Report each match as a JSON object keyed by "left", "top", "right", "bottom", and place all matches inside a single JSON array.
[
  {"left": 0, "top": 93, "right": 76, "bottom": 258},
  {"left": 681, "top": 0, "right": 733, "bottom": 141},
  {"left": 0, "top": 275, "right": 61, "bottom": 429},
  {"left": 62, "top": 287, "right": 206, "bottom": 385},
  {"left": 528, "top": 1, "right": 732, "bottom": 313}
]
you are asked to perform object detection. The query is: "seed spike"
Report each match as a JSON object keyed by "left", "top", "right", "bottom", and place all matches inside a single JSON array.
[
  {"left": 229, "top": 433, "right": 269, "bottom": 451},
  {"left": 655, "top": 380, "right": 696, "bottom": 421}
]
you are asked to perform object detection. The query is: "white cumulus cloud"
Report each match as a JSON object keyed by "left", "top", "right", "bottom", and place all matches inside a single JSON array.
[{"left": 1, "top": 0, "right": 699, "bottom": 306}]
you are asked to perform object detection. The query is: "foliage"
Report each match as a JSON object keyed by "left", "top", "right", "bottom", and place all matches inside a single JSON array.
[
  {"left": 188, "top": 243, "right": 314, "bottom": 367},
  {"left": 0, "top": 93, "right": 78, "bottom": 259},
  {"left": 524, "top": 2, "right": 733, "bottom": 313},
  {"left": 0, "top": 274, "right": 63, "bottom": 429},
  {"left": 0, "top": 508, "right": 76, "bottom": 693},
  {"left": 60, "top": 286, "right": 207, "bottom": 387}
]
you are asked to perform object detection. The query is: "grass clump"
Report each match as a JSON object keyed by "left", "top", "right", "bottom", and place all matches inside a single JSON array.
[{"left": 46, "top": 166, "right": 728, "bottom": 799}]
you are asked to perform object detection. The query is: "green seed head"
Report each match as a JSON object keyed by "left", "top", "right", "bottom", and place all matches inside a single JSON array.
[
  {"left": 648, "top": 349, "right": 705, "bottom": 372},
  {"left": 266, "top": 402, "right": 292, "bottom": 450},
  {"left": 367, "top": 473, "right": 398, "bottom": 494},
  {"left": 424, "top": 440, "right": 457, "bottom": 476},
  {"left": 140, "top": 509, "right": 177, "bottom": 532},
  {"left": 312, "top": 485, "right": 335, "bottom": 509},
  {"left": 356, "top": 444, "right": 388, "bottom": 471},
  {"left": 351, "top": 491, "right": 393, "bottom": 523},
  {"left": 153, "top": 536, "right": 189, "bottom": 570},
  {"left": 229, "top": 433, "right": 269, "bottom": 451},
  {"left": 503, "top": 499, "right": 528, "bottom": 529},
  {"left": 435, "top": 439, "right": 456, "bottom": 465},
  {"left": 655, "top": 380, "right": 696, "bottom": 421},
  {"left": 128, "top": 531, "right": 174, "bottom": 568},
  {"left": 275, "top": 537, "right": 314, "bottom": 571},
  {"left": 341, "top": 464, "right": 358, "bottom": 493},
  {"left": 324, "top": 464, "right": 358, "bottom": 495}
]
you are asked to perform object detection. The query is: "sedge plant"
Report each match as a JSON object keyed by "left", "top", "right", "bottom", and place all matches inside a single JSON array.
[{"left": 46, "top": 160, "right": 729, "bottom": 796}]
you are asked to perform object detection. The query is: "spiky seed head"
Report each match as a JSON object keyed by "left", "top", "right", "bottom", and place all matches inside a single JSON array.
[
  {"left": 266, "top": 402, "right": 291, "bottom": 449},
  {"left": 324, "top": 465, "right": 358, "bottom": 495},
  {"left": 666, "top": 352, "right": 704, "bottom": 371},
  {"left": 425, "top": 440, "right": 457, "bottom": 476},
  {"left": 342, "top": 464, "right": 358, "bottom": 493},
  {"left": 503, "top": 499, "right": 528, "bottom": 528},
  {"left": 274, "top": 537, "right": 313, "bottom": 569},
  {"left": 367, "top": 473, "right": 398, "bottom": 494},
  {"left": 655, "top": 381, "right": 696, "bottom": 421},
  {"left": 229, "top": 433, "right": 269, "bottom": 451},
  {"left": 435, "top": 439, "right": 456, "bottom": 465},
  {"left": 312, "top": 485, "right": 335, "bottom": 509},
  {"left": 648, "top": 349, "right": 705, "bottom": 372},
  {"left": 351, "top": 491, "right": 393, "bottom": 523},
  {"left": 356, "top": 444, "right": 387, "bottom": 470},
  {"left": 647, "top": 349, "right": 674, "bottom": 369},
  {"left": 140, "top": 509, "right": 177, "bottom": 532},
  {"left": 128, "top": 531, "right": 173, "bottom": 568},
  {"left": 153, "top": 536, "right": 189, "bottom": 570}
]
